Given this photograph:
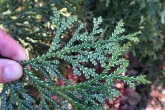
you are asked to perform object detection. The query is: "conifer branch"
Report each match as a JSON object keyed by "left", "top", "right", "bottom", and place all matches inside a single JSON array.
[{"left": 0, "top": 8, "right": 150, "bottom": 109}]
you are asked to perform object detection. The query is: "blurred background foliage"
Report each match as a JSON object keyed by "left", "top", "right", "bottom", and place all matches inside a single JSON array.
[{"left": 0, "top": 0, "right": 165, "bottom": 109}]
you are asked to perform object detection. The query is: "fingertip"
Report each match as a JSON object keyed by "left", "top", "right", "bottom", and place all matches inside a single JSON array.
[
  {"left": 12, "top": 49, "right": 28, "bottom": 61},
  {"left": 0, "top": 28, "right": 28, "bottom": 61},
  {"left": 0, "top": 59, "right": 23, "bottom": 83}
]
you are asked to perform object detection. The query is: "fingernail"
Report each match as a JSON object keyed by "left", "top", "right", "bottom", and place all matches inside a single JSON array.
[{"left": 3, "top": 64, "right": 22, "bottom": 82}]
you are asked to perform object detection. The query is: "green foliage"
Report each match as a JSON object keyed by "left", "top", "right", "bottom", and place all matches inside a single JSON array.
[
  {"left": 81, "top": 0, "right": 165, "bottom": 59},
  {"left": 0, "top": 7, "right": 150, "bottom": 109},
  {"left": 0, "top": 0, "right": 3, "bottom": 3},
  {"left": 80, "top": 0, "right": 165, "bottom": 89}
]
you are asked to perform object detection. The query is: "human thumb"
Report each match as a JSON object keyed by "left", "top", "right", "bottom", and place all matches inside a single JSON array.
[{"left": 0, "top": 59, "right": 23, "bottom": 83}]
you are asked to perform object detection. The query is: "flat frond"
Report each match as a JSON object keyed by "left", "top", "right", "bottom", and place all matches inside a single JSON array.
[{"left": 0, "top": 8, "right": 150, "bottom": 109}]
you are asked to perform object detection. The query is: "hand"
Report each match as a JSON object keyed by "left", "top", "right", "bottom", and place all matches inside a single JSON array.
[{"left": 0, "top": 28, "right": 27, "bottom": 83}]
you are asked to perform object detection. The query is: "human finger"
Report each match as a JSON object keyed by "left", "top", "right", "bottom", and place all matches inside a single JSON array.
[
  {"left": 0, "top": 59, "right": 23, "bottom": 83},
  {"left": 0, "top": 28, "right": 27, "bottom": 61}
]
